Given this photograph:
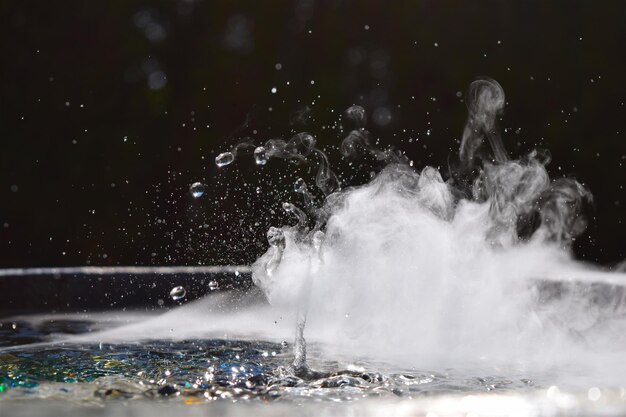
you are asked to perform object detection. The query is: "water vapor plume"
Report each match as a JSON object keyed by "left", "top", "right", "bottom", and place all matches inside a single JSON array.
[{"left": 248, "top": 77, "right": 625, "bottom": 382}]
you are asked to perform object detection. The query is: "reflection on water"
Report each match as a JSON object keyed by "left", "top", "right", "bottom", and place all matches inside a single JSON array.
[
  {"left": 0, "top": 318, "right": 542, "bottom": 402},
  {"left": 1, "top": 317, "right": 625, "bottom": 417}
]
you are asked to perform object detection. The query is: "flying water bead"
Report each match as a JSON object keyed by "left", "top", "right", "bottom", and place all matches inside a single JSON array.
[
  {"left": 215, "top": 152, "right": 234, "bottom": 167},
  {"left": 189, "top": 182, "right": 205, "bottom": 198},
  {"left": 169, "top": 286, "right": 186, "bottom": 301},
  {"left": 254, "top": 147, "right": 268, "bottom": 165},
  {"left": 294, "top": 178, "right": 307, "bottom": 194}
]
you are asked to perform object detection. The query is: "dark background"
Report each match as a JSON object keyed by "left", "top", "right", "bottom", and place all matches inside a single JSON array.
[{"left": 1, "top": 0, "right": 624, "bottom": 268}]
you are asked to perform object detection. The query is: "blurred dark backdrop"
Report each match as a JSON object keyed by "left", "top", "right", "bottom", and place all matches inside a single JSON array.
[{"left": 1, "top": 0, "right": 624, "bottom": 268}]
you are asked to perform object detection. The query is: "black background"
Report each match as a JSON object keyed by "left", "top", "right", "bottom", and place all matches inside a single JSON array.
[{"left": 1, "top": 0, "right": 624, "bottom": 268}]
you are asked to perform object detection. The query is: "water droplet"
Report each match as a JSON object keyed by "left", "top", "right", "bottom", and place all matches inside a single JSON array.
[
  {"left": 169, "top": 286, "right": 186, "bottom": 300},
  {"left": 254, "top": 147, "right": 268, "bottom": 165},
  {"left": 215, "top": 152, "right": 234, "bottom": 167},
  {"left": 267, "top": 226, "right": 285, "bottom": 247},
  {"left": 189, "top": 182, "right": 205, "bottom": 198},
  {"left": 282, "top": 202, "right": 295, "bottom": 212},
  {"left": 294, "top": 178, "right": 307, "bottom": 194},
  {"left": 208, "top": 280, "right": 219, "bottom": 290}
]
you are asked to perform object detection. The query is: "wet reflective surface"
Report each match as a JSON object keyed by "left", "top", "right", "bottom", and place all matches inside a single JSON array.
[
  {"left": 1, "top": 318, "right": 540, "bottom": 402},
  {"left": 0, "top": 317, "right": 545, "bottom": 401},
  {"left": 1, "top": 317, "right": 625, "bottom": 417}
]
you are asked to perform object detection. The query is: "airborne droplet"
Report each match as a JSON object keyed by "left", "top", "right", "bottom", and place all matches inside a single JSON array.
[
  {"left": 169, "top": 286, "right": 186, "bottom": 301},
  {"left": 189, "top": 182, "right": 205, "bottom": 198},
  {"left": 215, "top": 152, "right": 234, "bottom": 167},
  {"left": 254, "top": 147, "right": 268, "bottom": 165},
  {"left": 294, "top": 178, "right": 307, "bottom": 194}
]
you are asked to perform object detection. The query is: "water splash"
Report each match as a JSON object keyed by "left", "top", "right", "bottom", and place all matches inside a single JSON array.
[
  {"left": 34, "top": 77, "right": 624, "bottom": 389},
  {"left": 242, "top": 77, "right": 625, "bottom": 377}
]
